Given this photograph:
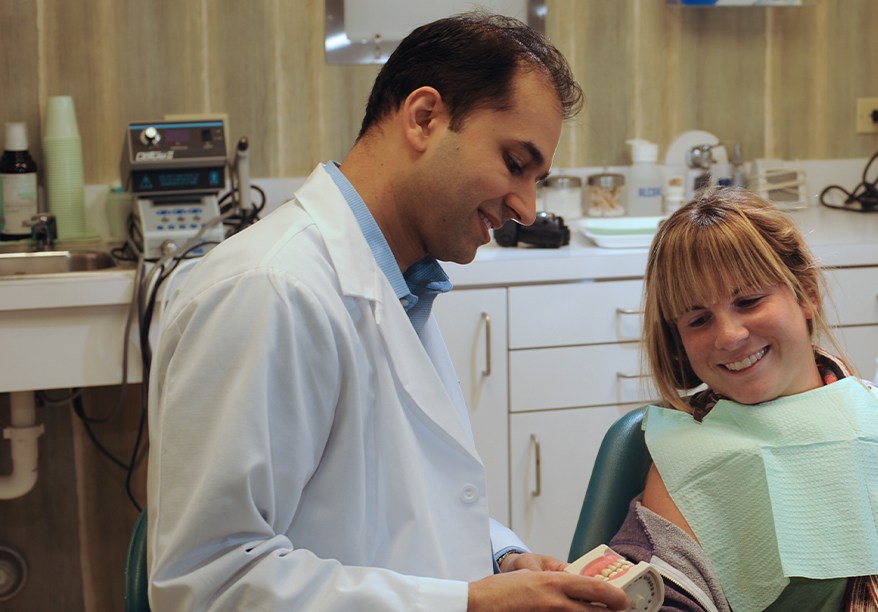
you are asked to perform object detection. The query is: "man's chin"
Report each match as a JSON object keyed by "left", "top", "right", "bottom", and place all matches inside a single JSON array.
[{"left": 441, "top": 249, "right": 478, "bottom": 266}]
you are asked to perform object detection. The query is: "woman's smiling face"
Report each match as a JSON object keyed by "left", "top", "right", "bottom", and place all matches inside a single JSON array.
[{"left": 675, "top": 284, "right": 823, "bottom": 405}]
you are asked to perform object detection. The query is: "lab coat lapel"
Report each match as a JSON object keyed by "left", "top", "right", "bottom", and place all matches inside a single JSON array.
[
  {"left": 371, "top": 288, "right": 480, "bottom": 459},
  {"left": 295, "top": 165, "right": 481, "bottom": 460}
]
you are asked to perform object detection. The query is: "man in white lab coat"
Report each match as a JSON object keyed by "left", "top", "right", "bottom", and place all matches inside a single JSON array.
[{"left": 147, "top": 11, "right": 627, "bottom": 612}]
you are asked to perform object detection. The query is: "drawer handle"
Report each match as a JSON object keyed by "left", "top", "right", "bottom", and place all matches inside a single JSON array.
[
  {"left": 481, "top": 312, "right": 492, "bottom": 377},
  {"left": 616, "top": 372, "right": 649, "bottom": 379},
  {"left": 530, "top": 434, "right": 541, "bottom": 497},
  {"left": 616, "top": 307, "right": 644, "bottom": 316}
]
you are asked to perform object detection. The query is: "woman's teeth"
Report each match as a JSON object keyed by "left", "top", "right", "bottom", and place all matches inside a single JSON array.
[{"left": 724, "top": 348, "right": 767, "bottom": 372}]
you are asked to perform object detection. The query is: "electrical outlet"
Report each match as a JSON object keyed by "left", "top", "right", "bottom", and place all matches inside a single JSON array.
[{"left": 856, "top": 98, "right": 878, "bottom": 134}]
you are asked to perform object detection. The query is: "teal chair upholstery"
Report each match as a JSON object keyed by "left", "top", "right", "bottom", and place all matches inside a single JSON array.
[
  {"left": 568, "top": 407, "right": 652, "bottom": 562},
  {"left": 124, "top": 508, "right": 150, "bottom": 612}
]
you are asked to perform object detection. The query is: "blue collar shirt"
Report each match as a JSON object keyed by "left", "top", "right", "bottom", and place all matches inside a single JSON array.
[{"left": 323, "top": 162, "right": 452, "bottom": 337}]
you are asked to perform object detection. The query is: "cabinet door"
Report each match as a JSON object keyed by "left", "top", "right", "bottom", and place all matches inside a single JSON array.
[
  {"left": 433, "top": 288, "right": 509, "bottom": 524},
  {"left": 823, "top": 266, "right": 878, "bottom": 378},
  {"left": 509, "top": 406, "right": 640, "bottom": 560},
  {"left": 833, "top": 325, "right": 878, "bottom": 380},
  {"left": 824, "top": 267, "right": 878, "bottom": 326}
]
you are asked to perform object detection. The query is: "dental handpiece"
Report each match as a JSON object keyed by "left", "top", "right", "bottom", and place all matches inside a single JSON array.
[{"left": 235, "top": 137, "right": 252, "bottom": 212}]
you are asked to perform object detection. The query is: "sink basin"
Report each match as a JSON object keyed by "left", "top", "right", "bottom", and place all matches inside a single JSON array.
[{"left": 0, "top": 250, "right": 117, "bottom": 277}]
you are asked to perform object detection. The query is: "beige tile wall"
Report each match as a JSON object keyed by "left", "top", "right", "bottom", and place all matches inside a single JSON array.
[
  {"left": 1, "top": 1, "right": 877, "bottom": 609},
  {"left": 2, "top": 0, "right": 877, "bottom": 187}
]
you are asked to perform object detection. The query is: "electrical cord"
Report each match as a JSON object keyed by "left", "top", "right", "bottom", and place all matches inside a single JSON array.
[
  {"left": 37, "top": 389, "right": 130, "bottom": 472},
  {"left": 86, "top": 168, "right": 265, "bottom": 510},
  {"left": 819, "top": 150, "right": 878, "bottom": 212},
  {"left": 219, "top": 173, "right": 266, "bottom": 235},
  {"left": 123, "top": 206, "right": 233, "bottom": 510}
]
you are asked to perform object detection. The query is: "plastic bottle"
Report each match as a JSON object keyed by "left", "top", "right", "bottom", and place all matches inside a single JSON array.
[
  {"left": 626, "top": 139, "right": 663, "bottom": 217},
  {"left": 663, "top": 176, "right": 685, "bottom": 214},
  {"left": 105, "top": 184, "right": 133, "bottom": 242},
  {"left": 0, "top": 122, "right": 39, "bottom": 240}
]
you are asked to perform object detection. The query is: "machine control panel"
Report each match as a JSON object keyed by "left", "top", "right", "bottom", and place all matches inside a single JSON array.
[
  {"left": 121, "top": 119, "right": 229, "bottom": 259},
  {"left": 121, "top": 120, "right": 227, "bottom": 196},
  {"left": 135, "top": 196, "right": 224, "bottom": 259}
]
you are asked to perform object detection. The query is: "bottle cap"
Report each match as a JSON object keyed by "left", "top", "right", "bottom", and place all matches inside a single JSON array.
[
  {"left": 4, "top": 122, "right": 29, "bottom": 151},
  {"left": 587, "top": 173, "right": 625, "bottom": 188},
  {"left": 626, "top": 139, "right": 659, "bottom": 163},
  {"left": 544, "top": 175, "right": 582, "bottom": 189}
]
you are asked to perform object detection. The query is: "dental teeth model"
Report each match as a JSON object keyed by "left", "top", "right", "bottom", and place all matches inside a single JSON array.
[{"left": 566, "top": 545, "right": 664, "bottom": 612}]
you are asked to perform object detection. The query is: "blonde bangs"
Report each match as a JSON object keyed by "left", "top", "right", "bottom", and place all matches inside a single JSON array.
[{"left": 651, "top": 213, "right": 795, "bottom": 325}]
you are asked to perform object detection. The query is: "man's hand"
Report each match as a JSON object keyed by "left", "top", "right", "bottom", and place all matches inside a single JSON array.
[
  {"left": 468, "top": 568, "right": 628, "bottom": 611},
  {"left": 498, "top": 552, "right": 566, "bottom": 572}
]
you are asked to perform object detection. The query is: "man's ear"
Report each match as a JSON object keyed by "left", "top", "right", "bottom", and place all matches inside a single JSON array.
[{"left": 401, "top": 86, "right": 446, "bottom": 152}]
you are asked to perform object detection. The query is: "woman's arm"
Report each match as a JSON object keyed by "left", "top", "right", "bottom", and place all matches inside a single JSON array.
[{"left": 641, "top": 464, "right": 699, "bottom": 543}]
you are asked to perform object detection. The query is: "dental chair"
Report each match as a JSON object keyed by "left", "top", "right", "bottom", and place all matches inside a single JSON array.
[
  {"left": 568, "top": 407, "right": 651, "bottom": 562},
  {"left": 124, "top": 508, "right": 150, "bottom": 612}
]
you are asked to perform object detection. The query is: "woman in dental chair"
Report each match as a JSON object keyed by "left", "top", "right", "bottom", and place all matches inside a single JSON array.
[{"left": 608, "top": 188, "right": 878, "bottom": 612}]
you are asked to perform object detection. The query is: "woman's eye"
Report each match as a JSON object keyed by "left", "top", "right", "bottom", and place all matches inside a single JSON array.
[
  {"left": 684, "top": 313, "right": 709, "bottom": 329},
  {"left": 737, "top": 296, "right": 764, "bottom": 309}
]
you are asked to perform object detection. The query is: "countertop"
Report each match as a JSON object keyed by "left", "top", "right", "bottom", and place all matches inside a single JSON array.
[{"left": 2, "top": 202, "right": 877, "bottom": 313}]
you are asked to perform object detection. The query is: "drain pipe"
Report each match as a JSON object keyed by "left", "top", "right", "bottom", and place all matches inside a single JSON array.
[{"left": 0, "top": 392, "right": 45, "bottom": 500}]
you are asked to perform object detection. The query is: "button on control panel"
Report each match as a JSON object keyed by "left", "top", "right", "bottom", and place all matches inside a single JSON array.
[{"left": 136, "top": 197, "right": 225, "bottom": 259}]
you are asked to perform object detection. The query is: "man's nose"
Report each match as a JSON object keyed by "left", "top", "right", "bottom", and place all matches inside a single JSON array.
[{"left": 504, "top": 184, "right": 538, "bottom": 226}]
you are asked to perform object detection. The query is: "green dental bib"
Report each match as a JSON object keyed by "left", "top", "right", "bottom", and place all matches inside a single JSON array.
[{"left": 644, "top": 377, "right": 878, "bottom": 612}]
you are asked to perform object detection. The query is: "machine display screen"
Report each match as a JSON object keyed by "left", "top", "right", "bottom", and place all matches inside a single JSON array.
[
  {"left": 162, "top": 128, "right": 191, "bottom": 143},
  {"left": 131, "top": 167, "right": 224, "bottom": 194}
]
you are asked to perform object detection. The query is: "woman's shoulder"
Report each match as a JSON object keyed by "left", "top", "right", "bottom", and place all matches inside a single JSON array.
[{"left": 641, "top": 464, "right": 698, "bottom": 542}]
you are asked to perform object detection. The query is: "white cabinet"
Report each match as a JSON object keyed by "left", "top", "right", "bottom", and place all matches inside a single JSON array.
[
  {"left": 824, "top": 267, "right": 878, "bottom": 377},
  {"left": 508, "top": 279, "right": 644, "bottom": 348},
  {"left": 433, "top": 287, "right": 510, "bottom": 525},
  {"left": 509, "top": 405, "right": 638, "bottom": 561},
  {"left": 435, "top": 265, "right": 878, "bottom": 560},
  {"left": 510, "top": 343, "right": 651, "bottom": 411},
  {"left": 834, "top": 325, "right": 878, "bottom": 379},
  {"left": 505, "top": 279, "right": 657, "bottom": 557}
]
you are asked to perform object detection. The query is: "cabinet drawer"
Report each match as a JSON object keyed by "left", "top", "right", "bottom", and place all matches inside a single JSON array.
[
  {"left": 510, "top": 343, "right": 656, "bottom": 411},
  {"left": 509, "top": 279, "right": 644, "bottom": 348},
  {"left": 824, "top": 267, "right": 878, "bottom": 325},
  {"left": 833, "top": 324, "right": 878, "bottom": 380}
]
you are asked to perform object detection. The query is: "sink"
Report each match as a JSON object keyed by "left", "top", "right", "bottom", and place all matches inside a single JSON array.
[{"left": 0, "top": 250, "right": 117, "bottom": 277}]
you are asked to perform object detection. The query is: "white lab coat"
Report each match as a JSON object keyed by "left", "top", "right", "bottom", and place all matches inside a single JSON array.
[{"left": 147, "top": 165, "right": 526, "bottom": 611}]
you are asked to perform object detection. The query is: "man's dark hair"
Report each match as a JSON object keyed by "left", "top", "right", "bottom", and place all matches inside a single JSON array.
[{"left": 357, "top": 12, "right": 582, "bottom": 140}]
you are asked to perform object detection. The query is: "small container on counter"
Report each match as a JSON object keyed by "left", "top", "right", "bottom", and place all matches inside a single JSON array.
[
  {"left": 663, "top": 176, "right": 685, "bottom": 214},
  {"left": 542, "top": 175, "right": 583, "bottom": 222},
  {"left": 1, "top": 122, "right": 39, "bottom": 240},
  {"left": 626, "top": 139, "right": 663, "bottom": 217},
  {"left": 586, "top": 173, "right": 626, "bottom": 217}
]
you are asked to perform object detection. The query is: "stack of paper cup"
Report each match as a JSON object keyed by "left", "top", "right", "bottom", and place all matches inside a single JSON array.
[{"left": 42, "top": 95, "right": 88, "bottom": 240}]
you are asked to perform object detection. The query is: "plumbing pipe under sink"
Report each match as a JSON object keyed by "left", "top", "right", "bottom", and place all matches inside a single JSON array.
[{"left": 0, "top": 392, "right": 45, "bottom": 500}]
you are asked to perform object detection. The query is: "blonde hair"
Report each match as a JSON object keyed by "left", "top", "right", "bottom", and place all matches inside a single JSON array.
[{"left": 643, "top": 188, "right": 843, "bottom": 412}]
